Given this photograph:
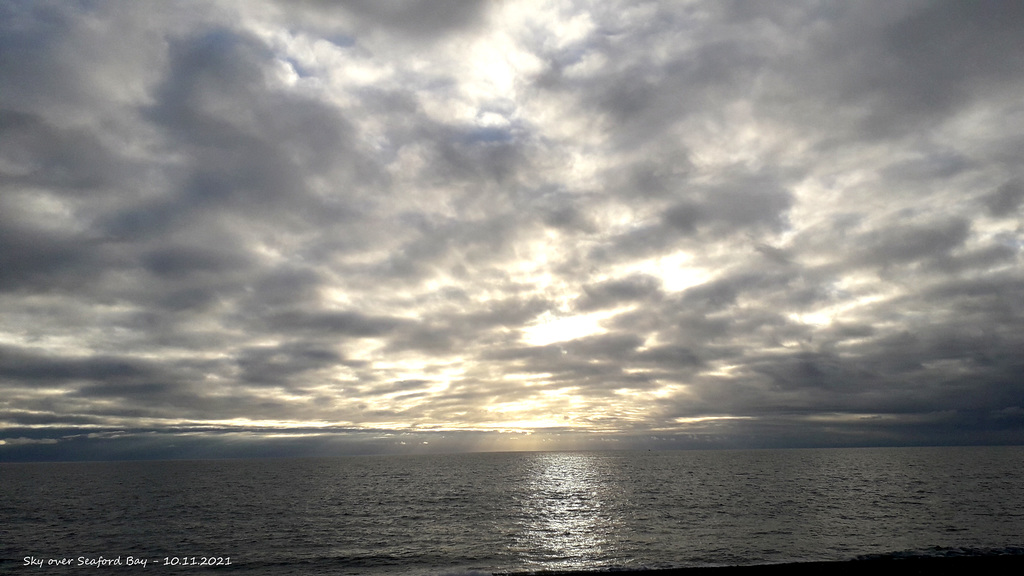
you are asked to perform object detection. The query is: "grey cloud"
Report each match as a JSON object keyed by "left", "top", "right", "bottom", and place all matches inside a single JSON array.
[
  {"left": 384, "top": 324, "right": 459, "bottom": 355},
  {"left": 923, "top": 273, "right": 1024, "bottom": 305},
  {"left": 73, "top": 381, "right": 182, "bottom": 400},
  {"left": 382, "top": 296, "right": 552, "bottom": 355},
  {"left": 0, "top": 413, "right": 110, "bottom": 428},
  {"left": 235, "top": 342, "right": 343, "bottom": 386},
  {"left": 412, "top": 125, "right": 530, "bottom": 189},
  {"left": 141, "top": 244, "right": 252, "bottom": 280},
  {"left": 538, "top": 9, "right": 777, "bottom": 149},
  {"left": 576, "top": 274, "right": 662, "bottom": 311},
  {"left": 661, "top": 202, "right": 703, "bottom": 235},
  {"left": 0, "top": 2, "right": 83, "bottom": 112},
  {"left": 983, "top": 179, "right": 1024, "bottom": 217},
  {"left": 244, "top": 267, "right": 326, "bottom": 308},
  {"left": 818, "top": 322, "right": 875, "bottom": 345},
  {"left": 610, "top": 308, "right": 733, "bottom": 347},
  {"left": 749, "top": 350, "right": 876, "bottom": 394},
  {"left": 360, "top": 379, "right": 434, "bottom": 397},
  {"left": 608, "top": 157, "right": 694, "bottom": 200},
  {"left": 267, "top": 310, "right": 408, "bottom": 337},
  {"left": 877, "top": 1, "right": 1024, "bottom": 109},
  {"left": 677, "top": 277, "right": 743, "bottom": 310},
  {"left": 755, "top": 243, "right": 792, "bottom": 265},
  {"left": 634, "top": 345, "right": 703, "bottom": 369},
  {"left": 0, "top": 345, "right": 162, "bottom": 384},
  {"left": 0, "top": 109, "right": 118, "bottom": 191},
  {"left": 540, "top": 203, "right": 597, "bottom": 233},
  {"left": 0, "top": 214, "right": 100, "bottom": 292},
  {"left": 377, "top": 213, "right": 521, "bottom": 280},
  {"left": 110, "top": 26, "right": 378, "bottom": 242},
  {"left": 785, "top": 1, "right": 1024, "bottom": 140},
  {"left": 564, "top": 333, "right": 646, "bottom": 361},
  {"left": 450, "top": 296, "right": 553, "bottom": 332},
  {"left": 878, "top": 151, "right": 976, "bottom": 183},
  {"left": 854, "top": 217, "right": 972, "bottom": 269},
  {"left": 692, "top": 173, "right": 793, "bottom": 231},
  {"left": 928, "top": 243, "right": 1018, "bottom": 275},
  {"left": 282, "top": 0, "right": 490, "bottom": 42},
  {"left": 595, "top": 170, "right": 793, "bottom": 263}
]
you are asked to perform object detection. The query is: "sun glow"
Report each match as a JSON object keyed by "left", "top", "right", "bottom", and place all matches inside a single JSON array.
[
  {"left": 673, "top": 415, "right": 752, "bottom": 424},
  {"left": 616, "top": 251, "right": 712, "bottom": 292},
  {"left": 521, "top": 308, "right": 629, "bottom": 346}
]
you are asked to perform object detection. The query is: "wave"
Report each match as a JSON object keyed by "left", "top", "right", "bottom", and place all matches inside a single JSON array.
[{"left": 496, "top": 547, "right": 1024, "bottom": 576}]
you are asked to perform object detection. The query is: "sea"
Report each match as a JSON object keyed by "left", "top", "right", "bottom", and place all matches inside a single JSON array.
[{"left": 2, "top": 446, "right": 1023, "bottom": 575}]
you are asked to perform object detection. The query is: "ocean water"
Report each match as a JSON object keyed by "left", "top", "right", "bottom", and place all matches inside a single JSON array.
[{"left": 2, "top": 446, "right": 1023, "bottom": 575}]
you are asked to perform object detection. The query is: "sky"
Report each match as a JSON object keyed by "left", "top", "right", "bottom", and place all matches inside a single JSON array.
[{"left": 2, "top": 0, "right": 1023, "bottom": 460}]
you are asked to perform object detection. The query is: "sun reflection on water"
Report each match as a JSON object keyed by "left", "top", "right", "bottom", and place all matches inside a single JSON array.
[{"left": 510, "top": 452, "right": 617, "bottom": 571}]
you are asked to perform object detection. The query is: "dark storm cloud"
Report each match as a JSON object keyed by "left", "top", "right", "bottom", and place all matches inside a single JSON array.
[{"left": 3, "top": 0, "right": 1024, "bottom": 460}]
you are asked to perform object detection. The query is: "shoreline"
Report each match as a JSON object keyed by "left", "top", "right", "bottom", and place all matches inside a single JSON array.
[{"left": 498, "top": 555, "right": 1024, "bottom": 576}]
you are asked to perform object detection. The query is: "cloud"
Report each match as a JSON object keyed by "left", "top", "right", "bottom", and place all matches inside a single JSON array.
[
  {"left": 2, "top": 0, "right": 1023, "bottom": 459},
  {"left": 576, "top": 274, "right": 661, "bottom": 311},
  {"left": 983, "top": 179, "right": 1024, "bottom": 217},
  {"left": 276, "top": 0, "right": 491, "bottom": 44}
]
